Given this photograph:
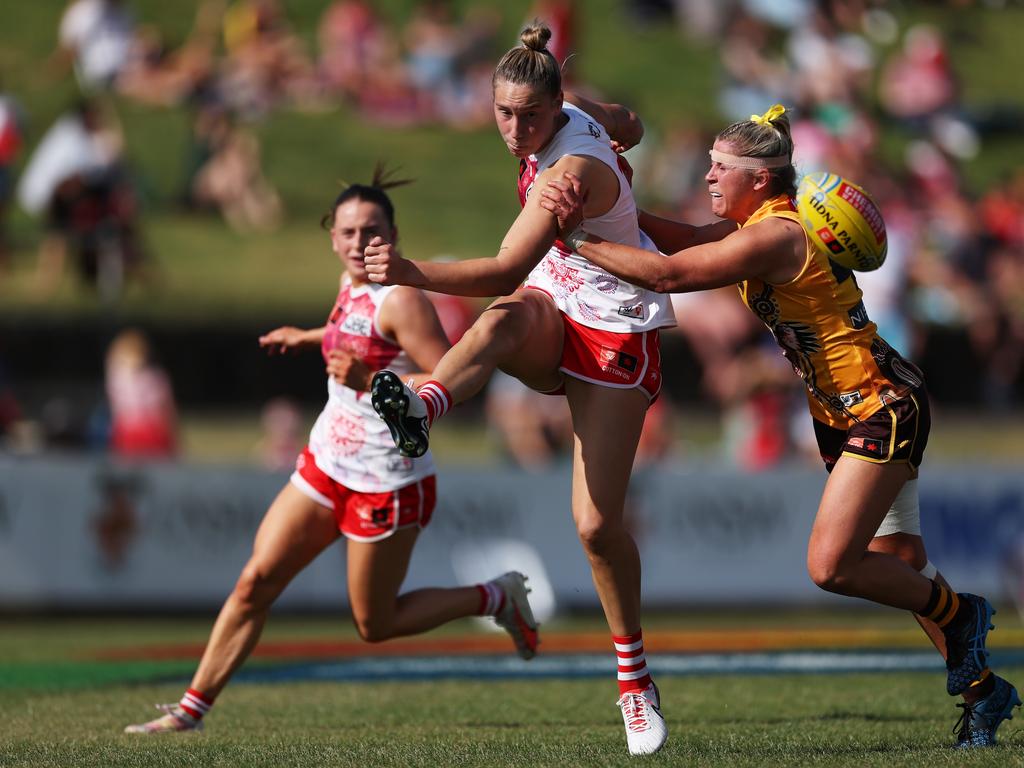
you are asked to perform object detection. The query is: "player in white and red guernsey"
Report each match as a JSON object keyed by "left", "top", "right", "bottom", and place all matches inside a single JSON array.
[
  {"left": 364, "top": 25, "right": 670, "bottom": 756},
  {"left": 125, "top": 171, "right": 538, "bottom": 736}
]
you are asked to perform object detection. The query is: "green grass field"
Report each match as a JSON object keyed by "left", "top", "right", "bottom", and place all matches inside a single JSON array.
[{"left": 4, "top": 612, "right": 1024, "bottom": 767}]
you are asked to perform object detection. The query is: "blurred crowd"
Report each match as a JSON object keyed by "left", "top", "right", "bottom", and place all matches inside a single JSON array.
[
  {"left": 1, "top": 0, "right": 1022, "bottom": 471},
  {"left": 621, "top": 0, "right": 1024, "bottom": 469}
]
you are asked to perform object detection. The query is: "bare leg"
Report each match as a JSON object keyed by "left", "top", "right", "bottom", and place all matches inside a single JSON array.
[
  {"left": 430, "top": 289, "right": 564, "bottom": 402},
  {"left": 564, "top": 378, "right": 648, "bottom": 636},
  {"left": 190, "top": 484, "right": 340, "bottom": 697},
  {"left": 807, "top": 458, "right": 932, "bottom": 611},
  {"left": 346, "top": 528, "right": 481, "bottom": 641}
]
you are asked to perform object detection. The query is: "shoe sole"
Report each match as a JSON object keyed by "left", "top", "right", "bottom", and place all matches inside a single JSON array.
[
  {"left": 371, "top": 371, "right": 428, "bottom": 458},
  {"left": 948, "top": 596, "right": 995, "bottom": 696}
]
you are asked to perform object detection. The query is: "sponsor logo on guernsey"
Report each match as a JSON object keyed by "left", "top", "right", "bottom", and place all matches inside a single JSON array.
[
  {"left": 617, "top": 352, "right": 638, "bottom": 372},
  {"left": 848, "top": 437, "right": 882, "bottom": 454},
  {"left": 342, "top": 314, "right": 372, "bottom": 336},
  {"left": 848, "top": 301, "right": 870, "bottom": 329},
  {"left": 386, "top": 456, "right": 414, "bottom": 473},
  {"left": 595, "top": 274, "right": 619, "bottom": 293},
  {"left": 838, "top": 390, "right": 863, "bottom": 408},
  {"left": 587, "top": 121, "right": 600, "bottom": 139},
  {"left": 598, "top": 347, "right": 635, "bottom": 380},
  {"left": 617, "top": 303, "right": 645, "bottom": 320}
]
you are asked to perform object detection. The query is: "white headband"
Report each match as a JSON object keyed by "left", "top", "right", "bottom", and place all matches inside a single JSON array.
[{"left": 709, "top": 149, "right": 790, "bottom": 169}]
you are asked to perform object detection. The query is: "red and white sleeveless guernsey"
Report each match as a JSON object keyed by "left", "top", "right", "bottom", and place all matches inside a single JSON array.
[
  {"left": 521, "top": 103, "right": 675, "bottom": 333},
  {"left": 307, "top": 279, "right": 436, "bottom": 493}
]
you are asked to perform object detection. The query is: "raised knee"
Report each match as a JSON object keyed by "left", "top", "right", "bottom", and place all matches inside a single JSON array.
[
  {"left": 353, "top": 614, "right": 395, "bottom": 644},
  {"left": 806, "top": 557, "right": 847, "bottom": 595},
  {"left": 471, "top": 302, "right": 526, "bottom": 342}
]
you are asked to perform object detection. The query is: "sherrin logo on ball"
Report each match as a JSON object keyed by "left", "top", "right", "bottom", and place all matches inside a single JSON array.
[{"left": 796, "top": 171, "right": 887, "bottom": 271}]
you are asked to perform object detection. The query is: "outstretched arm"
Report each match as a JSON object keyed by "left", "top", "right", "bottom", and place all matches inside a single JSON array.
[
  {"left": 638, "top": 210, "right": 738, "bottom": 254},
  {"left": 258, "top": 325, "right": 325, "bottom": 354},
  {"left": 573, "top": 223, "right": 802, "bottom": 293},
  {"left": 363, "top": 155, "right": 618, "bottom": 297},
  {"left": 540, "top": 173, "right": 805, "bottom": 292},
  {"left": 362, "top": 203, "right": 556, "bottom": 297}
]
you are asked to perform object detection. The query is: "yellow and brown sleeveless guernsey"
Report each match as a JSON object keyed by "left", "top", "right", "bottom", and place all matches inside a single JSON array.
[{"left": 737, "top": 195, "right": 922, "bottom": 429}]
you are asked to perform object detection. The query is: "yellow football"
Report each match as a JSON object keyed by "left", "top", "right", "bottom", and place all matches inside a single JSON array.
[{"left": 796, "top": 171, "right": 887, "bottom": 271}]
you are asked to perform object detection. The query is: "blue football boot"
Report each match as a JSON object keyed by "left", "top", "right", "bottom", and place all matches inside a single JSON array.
[
  {"left": 943, "top": 594, "right": 994, "bottom": 696},
  {"left": 953, "top": 675, "right": 1021, "bottom": 748}
]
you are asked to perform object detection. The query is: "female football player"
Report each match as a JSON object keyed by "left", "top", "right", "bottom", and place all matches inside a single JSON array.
[
  {"left": 362, "top": 23, "right": 717, "bottom": 756},
  {"left": 125, "top": 169, "right": 538, "bottom": 734},
  {"left": 539, "top": 104, "right": 1020, "bottom": 749}
]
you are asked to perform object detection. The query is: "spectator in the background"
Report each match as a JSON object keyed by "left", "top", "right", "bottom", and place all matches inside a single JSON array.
[
  {"left": 188, "top": 104, "right": 282, "bottom": 233},
  {"left": 786, "top": 1, "right": 874, "bottom": 112},
  {"left": 527, "top": 0, "right": 577, "bottom": 69},
  {"left": 220, "top": 0, "right": 320, "bottom": 115},
  {"left": 485, "top": 370, "right": 573, "bottom": 471},
  {"left": 0, "top": 89, "right": 23, "bottom": 272},
  {"left": 317, "top": 0, "right": 386, "bottom": 101},
  {"left": 254, "top": 396, "right": 302, "bottom": 471},
  {"left": 671, "top": 288, "right": 799, "bottom": 470},
  {"left": 105, "top": 328, "right": 177, "bottom": 459},
  {"left": 717, "top": 9, "right": 790, "bottom": 121},
  {"left": 16, "top": 98, "right": 146, "bottom": 299},
  {"left": 403, "top": 0, "right": 461, "bottom": 121},
  {"left": 879, "top": 24, "right": 957, "bottom": 131},
  {"left": 114, "top": 0, "right": 222, "bottom": 108},
  {"left": 55, "top": 0, "right": 136, "bottom": 90},
  {"left": 974, "top": 245, "right": 1024, "bottom": 409},
  {"left": 0, "top": 356, "right": 22, "bottom": 445},
  {"left": 979, "top": 168, "right": 1024, "bottom": 250}
]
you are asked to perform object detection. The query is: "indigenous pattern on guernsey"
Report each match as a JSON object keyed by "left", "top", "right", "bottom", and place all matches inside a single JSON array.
[
  {"left": 520, "top": 103, "right": 675, "bottom": 334},
  {"left": 736, "top": 195, "right": 923, "bottom": 429},
  {"left": 308, "top": 279, "right": 436, "bottom": 492}
]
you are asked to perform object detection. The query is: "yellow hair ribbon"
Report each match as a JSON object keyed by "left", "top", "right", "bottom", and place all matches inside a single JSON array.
[{"left": 750, "top": 104, "right": 786, "bottom": 127}]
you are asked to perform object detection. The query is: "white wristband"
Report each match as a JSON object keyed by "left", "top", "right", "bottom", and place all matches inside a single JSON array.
[{"left": 566, "top": 228, "right": 588, "bottom": 252}]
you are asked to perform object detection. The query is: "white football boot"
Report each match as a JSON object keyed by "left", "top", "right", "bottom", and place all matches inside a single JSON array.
[
  {"left": 124, "top": 704, "right": 203, "bottom": 734},
  {"left": 616, "top": 682, "right": 667, "bottom": 755},
  {"left": 491, "top": 571, "right": 540, "bottom": 660}
]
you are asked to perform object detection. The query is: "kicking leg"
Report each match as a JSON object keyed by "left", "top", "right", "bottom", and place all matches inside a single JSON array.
[{"left": 372, "top": 290, "right": 562, "bottom": 457}]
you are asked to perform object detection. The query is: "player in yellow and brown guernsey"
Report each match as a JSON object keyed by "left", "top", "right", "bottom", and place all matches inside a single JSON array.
[{"left": 539, "top": 105, "right": 1020, "bottom": 748}]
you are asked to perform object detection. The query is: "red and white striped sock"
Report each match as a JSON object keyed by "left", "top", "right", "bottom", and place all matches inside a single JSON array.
[
  {"left": 613, "top": 631, "right": 653, "bottom": 695},
  {"left": 475, "top": 580, "right": 506, "bottom": 616},
  {"left": 178, "top": 688, "right": 214, "bottom": 720},
  {"left": 417, "top": 381, "right": 452, "bottom": 426}
]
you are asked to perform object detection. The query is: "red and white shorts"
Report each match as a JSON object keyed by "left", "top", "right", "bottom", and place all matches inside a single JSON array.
[
  {"left": 543, "top": 313, "right": 662, "bottom": 402},
  {"left": 290, "top": 447, "right": 436, "bottom": 542}
]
